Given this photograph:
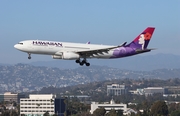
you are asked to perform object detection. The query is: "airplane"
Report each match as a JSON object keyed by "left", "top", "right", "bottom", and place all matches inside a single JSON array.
[{"left": 14, "top": 27, "right": 155, "bottom": 66}]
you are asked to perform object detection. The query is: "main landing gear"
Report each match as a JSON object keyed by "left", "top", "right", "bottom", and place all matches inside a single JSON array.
[
  {"left": 28, "top": 53, "right": 31, "bottom": 59},
  {"left": 75, "top": 59, "right": 90, "bottom": 66}
]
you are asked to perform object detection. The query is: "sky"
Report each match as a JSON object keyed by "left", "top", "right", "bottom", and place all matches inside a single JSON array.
[{"left": 0, "top": 0, "right": 180, "bottom": 64}]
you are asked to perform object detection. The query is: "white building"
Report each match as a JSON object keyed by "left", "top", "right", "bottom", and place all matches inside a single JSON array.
[
  {"left": 20, "top": 94, "right": 56, "bottom": 116},
  {"left": 4, "top": 92, "right": 18, "bottom": 102},
  {"left": 90, "top": 99, "right": 128, "bottom": 115},
  {"left": 144, "top": 87, "right": 165, "bottom": 96},
  {"left": 0, "top": 92, "right": 26, "bottom": 103},
  {"left": 107, "top": 84, "right": 127, "bottom": 96}
]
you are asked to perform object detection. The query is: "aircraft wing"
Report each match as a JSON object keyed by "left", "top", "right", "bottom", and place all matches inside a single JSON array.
[{"left": 76, "top": 42, "right": 127, "bottom": 57}]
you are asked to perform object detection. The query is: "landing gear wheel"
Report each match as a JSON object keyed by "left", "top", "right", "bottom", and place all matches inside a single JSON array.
[
  {"left": 82, "top": 60, "right": 86, "bottom": 64},
  {"left": 75, "top": 59, "right": 80, "bottom": 63},
  {"left": 86, "top": 63, "right": 90, "bottom": 66},
  {"left": 28, "top": 56, "right": 31, "bottom": 59},
  {"left": 77, "top": 58, "right": 90, "bottom": 66},
  {"left": 79, "top": 62, "right": 84, "bottom": 66}
]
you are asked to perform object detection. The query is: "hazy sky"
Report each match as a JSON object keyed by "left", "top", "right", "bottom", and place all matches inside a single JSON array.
[{"left": 0, "top": 0, "right": 180, "bottom": 64}]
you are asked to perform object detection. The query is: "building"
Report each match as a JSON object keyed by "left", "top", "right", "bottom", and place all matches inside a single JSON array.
[
  {"left": 129, "top": 89, "right": 144, "bottom": 95},
  {"left": 18, "top": 93, "right": 26, "bottom": 103},
  {"left": 0, "top": 92, "right": 25, "bottom": 103},
  {"left": 107, "top": 84, "right": 127, "bottom": 96},
  {"left": 4, "top": 92, "right": 18, "bottom": 102},
  {"left": 136, "top": 89, "right": 144, "bottom": 95},
  {"left": 90, "top": 99, "right": 136, "bottom": 115},
  {"left": 20, "top": 94, "right": 66, "bottom": 116},
  {"left": 164, "top": 86, "right": 180, "bottom": 93},
  {"left": 144, "top": 87, "right": 165, "bottom": 96},
  {"left": 62, "top": 95, "right": 90, "bottom": 103},
  {"left": 0, "top": 94, "right": 4, "bottom": 102}
]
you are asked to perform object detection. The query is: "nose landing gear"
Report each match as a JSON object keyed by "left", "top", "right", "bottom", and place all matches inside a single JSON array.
[{"left": 28, "top": 53, "right": 31, "bottom": 59}]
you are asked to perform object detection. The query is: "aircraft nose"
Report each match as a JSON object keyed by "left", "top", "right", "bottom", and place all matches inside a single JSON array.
[
  {"left": 14, "top": 44, "right": 18, "bottom": 49},
  {"left": 14, "top": 44, "right": 20, "bottom": 50}
]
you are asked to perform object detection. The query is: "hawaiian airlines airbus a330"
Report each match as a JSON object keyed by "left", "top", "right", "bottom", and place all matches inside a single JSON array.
[{"left": 14, "top": 27, "right": 155, "bottom": 66}]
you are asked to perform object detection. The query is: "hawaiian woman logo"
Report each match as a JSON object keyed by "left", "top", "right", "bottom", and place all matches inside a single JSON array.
[{"left": 138, "top": 32, "right": 152, "bottom": 49}]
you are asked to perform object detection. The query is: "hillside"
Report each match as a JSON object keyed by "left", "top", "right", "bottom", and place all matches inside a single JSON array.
[{"left": 0, "top": 64, "right": 180, "bottom": 93}]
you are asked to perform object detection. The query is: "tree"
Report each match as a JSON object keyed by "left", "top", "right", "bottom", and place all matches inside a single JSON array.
[
  {"left": 75, "top": 112, "right": 92, "bottom": 116},
  {"left": 11, "top": 110, "right": 19, "bottom": 116},
  {"left": 17, "top": 104, "right": 20, "bottom": 115},
  {"left": 171, "top": 110, "right": 180, "bottom": 116},
  {"left": 105, "top": 109, "right": 117, "bottom": 116},
  {"left": 43, "top": 111, "right": 50, "bottom": 116},
  {"left": 52, "top": 114, "right": 58, "bottom": 116},
  {"left": 105, "top": 109, "right": 123, "bottom": 116},
  {"left": 93, "top": 107, "right": 106, "bottom": 116},
  {"left": 64, "top": 98, "right": 90, "bottom": 116},
  {"left": 117, "top": 110, "right": 123, "bottom": 116},
  {"left": 1, "top": 110, "right": 10, "bottom": 116},
  {"left": 168, "top": 103, "right": 180, "bottom": 114},
  {"left": 150, "top": 101, "right": 168, "bottom": 116}
]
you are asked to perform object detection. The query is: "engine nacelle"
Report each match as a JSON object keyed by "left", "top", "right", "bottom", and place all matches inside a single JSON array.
[
  {"left": 52, "top": 55, "right": 62, "bottom": 59},
  {"left": 62, "top": 52, "right": 80, "bottom": 60}
]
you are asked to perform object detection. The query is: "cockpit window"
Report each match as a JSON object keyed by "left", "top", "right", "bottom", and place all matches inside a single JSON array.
[{"left": 18, "top": 43, "right": 23, "bottom": 45}]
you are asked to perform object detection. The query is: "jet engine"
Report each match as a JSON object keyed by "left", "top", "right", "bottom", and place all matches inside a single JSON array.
[
  {"left": 62, "top": 52, "right": 80, "bottom": 60},
  {"left": 52, "top": 55, "right": 62, "bottom": 59}
]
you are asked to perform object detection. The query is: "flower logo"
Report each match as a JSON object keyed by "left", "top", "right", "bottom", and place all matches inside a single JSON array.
[{"left": 144, "top": 33, "right": 152, "bottom": 40}]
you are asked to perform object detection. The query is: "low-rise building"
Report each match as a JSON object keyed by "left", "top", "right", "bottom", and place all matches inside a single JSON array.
[
  {"left": 0, "top": 92, "right": 25, "bottom": 103},
  {"left": 107, "top": 84, "right": 127, "bottom": 96},
  {"left": 90, "top": 99, "right": 136, "bottom": 115},
  {"left": 144, "top": 87, "right": 165, "bottom": 96},
  {"left": 4, "top": 92, "right": 18, "bottom": 102},
  {"left": 20, "top": 94, "right": 66, "bottom": 116}
]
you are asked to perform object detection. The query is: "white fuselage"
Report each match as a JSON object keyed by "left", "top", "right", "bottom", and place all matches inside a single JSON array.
[{"left": 14, "top": 40, "right": 115, "bottom": 59}]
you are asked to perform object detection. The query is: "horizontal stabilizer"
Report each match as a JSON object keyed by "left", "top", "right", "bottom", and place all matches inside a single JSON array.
[{"left": 135, "top": 48, "right": 156, "bottom": 54}]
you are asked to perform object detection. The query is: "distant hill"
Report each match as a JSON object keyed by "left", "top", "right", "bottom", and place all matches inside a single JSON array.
[
  {"left": 0, "top": 63, "right": 180, "bottom": 93},
  {"left": 29, "top": 53, "right": 180, "bottom": 71}
]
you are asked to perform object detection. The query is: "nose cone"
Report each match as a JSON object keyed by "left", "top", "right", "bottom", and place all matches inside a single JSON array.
[
  {"left": 14, "top": 44, "right": 22, "bottom": 51},
  {"left": 14, "top": 44, "right": 18, "bottom": 49}
]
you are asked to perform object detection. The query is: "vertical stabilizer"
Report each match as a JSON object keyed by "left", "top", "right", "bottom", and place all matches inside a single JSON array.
[{"left": 127, "top": 27, "right": 155, "bottom": 50}]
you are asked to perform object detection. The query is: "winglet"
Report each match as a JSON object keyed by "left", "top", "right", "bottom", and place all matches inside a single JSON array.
[
  {"left": 86, "top": 41, "right": 90, "bottom": 44},
  {"left": 118, "top": 42, "right": 127, "bottom": 47},
  {"left": 122, "top": 42, "right": 127, "bottom": 46}
]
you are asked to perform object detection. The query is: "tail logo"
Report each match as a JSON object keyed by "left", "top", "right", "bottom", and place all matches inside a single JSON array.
[{"left": 138, "top": 32, "right": 152, "bottom": 50}]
